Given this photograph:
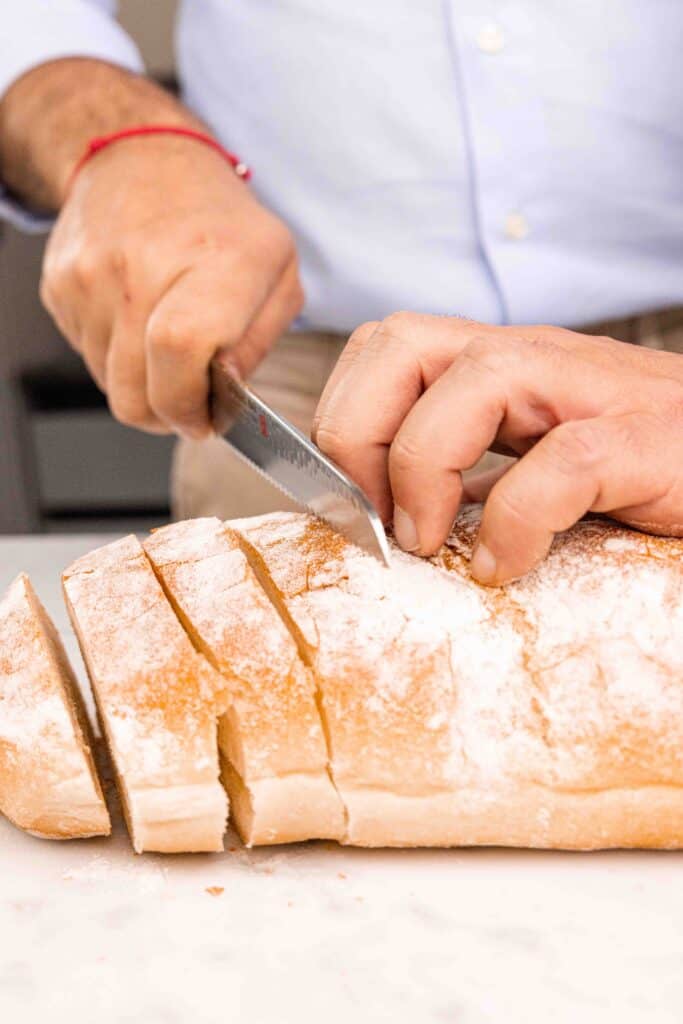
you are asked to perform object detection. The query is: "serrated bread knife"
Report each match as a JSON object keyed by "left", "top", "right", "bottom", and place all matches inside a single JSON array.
[{"left": 210, "top": 358, "right": 391, "bottom": 566}]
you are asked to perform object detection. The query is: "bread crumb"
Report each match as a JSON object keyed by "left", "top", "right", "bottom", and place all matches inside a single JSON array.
[
  {"left": 338, "top": 872, "right": 347, "bottom": 880},
  {"left": 205, "top": 886, "right": 224, "bottom": 897}
]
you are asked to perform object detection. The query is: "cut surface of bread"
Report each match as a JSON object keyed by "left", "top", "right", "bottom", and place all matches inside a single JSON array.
[
  {"left": 234, "top": 508, "right": 683, "bottom": 850},
  {"left": 143, "top": 518, "right": 345, "bottom": 845},
  {"left": 62, "top": 536, "right": 227, "bottom": 853},
  {"left": 0, "top": 574, "right": 110, "bottom": 839}
]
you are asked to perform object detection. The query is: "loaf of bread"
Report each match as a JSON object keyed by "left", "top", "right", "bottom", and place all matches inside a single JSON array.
[
  {"left": 0, "top": 574, "right": 109, "bottom": 839},
  {"left": 143, "top": 517, "right": 345, "bottom": 845},
  {"left": 11, "top": 504, "right": 678, "bottom": 854},
  {"left": 62, "top": 536, "right": 228, "bottom": 853},
  {"left": 235, "top": 508, "right": 683, "bottom": 849}
]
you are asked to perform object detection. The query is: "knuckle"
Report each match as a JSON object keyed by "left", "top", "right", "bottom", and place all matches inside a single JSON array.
[
  {"left": 110, "top": 248, "right": 129, "bottom": 277},
  {"left": 38, "top": 271, "right": 57, "bottom": 313},
  {"left": 381, "top": 311, "right": 415, "bottom": 334},
  {"left": 332, "top": 321, "right": 380, "bottom": 370},
  {"left": 146, "top": 319, "right": 189, "bottom": 358},
  {"left": 265, "top": 218, "right": 296, "bottom": 263},
  {"left": 348, "top": 320, "right": 380, "bottom": 346},
  {"left": 487, "top": 481, "right": 530, "bottom": 526},
  {"left": 38, "top": 271, "right": 74, "bottom": 342},
  {"left": 546, "top": 420, "right": 606, "bottom": 472},
  {"left": 364, "top": 320, "right": 407, "bottom": 360},
  {"left": 71, "top": 252, "right": 100, "bottom": 291},
  {"left": 109, "top": 247, "right": 136, "bottom": 295},
  {"left": 453, "top": 317, "right": 485, "bottom": 335},
  {"left": 314, "top": 420, "right": 359, "bottom": 464},
  {"left": 155, "top": 404, "right": 197, "bottom": 431},
  {"left": 389, "top": 433, "right": 425, "bottom": 476},
  {"left": 379, "top": 310, "right": 434, "bottom": 344},
  {"left": 39, "top": 246, "right": 66, "bottom": 297},
  {"left": 530, "top": 324, "right": 571, "bottom": 343},
  {"left": 460, "top": 335, "right": 506, "bottom": 372},
  {"left": 108, "top": 392, "right": 150, "bottom": 429}
]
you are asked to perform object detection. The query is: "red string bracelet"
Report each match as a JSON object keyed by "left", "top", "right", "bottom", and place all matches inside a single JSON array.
[{"left": 66, "top": 124, "right": 251, "bottom": 194}]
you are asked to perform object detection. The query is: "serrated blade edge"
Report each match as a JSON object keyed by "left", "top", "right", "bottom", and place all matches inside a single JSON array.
[{"left": 210, "top": 361, "right": 391, "bottom": 566}]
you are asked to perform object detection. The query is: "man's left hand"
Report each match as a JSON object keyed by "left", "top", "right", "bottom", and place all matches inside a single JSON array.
[{"left": 312, "top": 314, "right": 683, "bottom": 585}]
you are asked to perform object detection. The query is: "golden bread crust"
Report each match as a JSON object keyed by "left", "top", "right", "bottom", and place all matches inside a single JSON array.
[
  {"left": 63, "top": 536, "right": 227, "bottom": 853},
  {"left": 0, "top": 574, "right": 110, "bottom": 839}
]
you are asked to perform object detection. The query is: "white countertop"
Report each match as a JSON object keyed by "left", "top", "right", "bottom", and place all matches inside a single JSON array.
[{"left": 1, "top": 534, "right": 682, "bottom": 1024}]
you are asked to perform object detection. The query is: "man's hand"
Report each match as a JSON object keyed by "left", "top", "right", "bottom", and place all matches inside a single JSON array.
[
  {"left": 312, "top": 314, "right": 683, "bottom": 584},
  {"left": 41, "top": 135, "right": 302, "bottom": 438},
  {"left": 0, "top": 59, "right": 303, "bottom": 438}
]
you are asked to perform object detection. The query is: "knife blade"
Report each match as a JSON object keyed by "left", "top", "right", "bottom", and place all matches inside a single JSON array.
[{"left": 210, "top": 359, "right": 391, "bottom": 566}]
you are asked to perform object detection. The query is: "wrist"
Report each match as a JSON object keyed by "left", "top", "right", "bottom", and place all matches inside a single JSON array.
[
  {"left": 0, "top": 58, "right": 204, "bottom": 211},
  {"left": 64, "top": 125, "right": 250, "bottom": 203},
  {"left": 62, "top": 131, "right": 252, "bottom": 225},
  {"left": 54, "top": 115, "right": 203, "bottom": 208}
]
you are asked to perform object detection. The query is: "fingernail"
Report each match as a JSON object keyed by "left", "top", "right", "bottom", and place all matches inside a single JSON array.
[
  {"left": 393, "top": 506, "right": 420, "bottom": 553},
  {"left": 470, "top": 542, "right": 498, "bottom": 584}
]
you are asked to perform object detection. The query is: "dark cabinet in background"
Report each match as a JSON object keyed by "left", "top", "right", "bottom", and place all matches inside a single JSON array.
[{"left": 0, "top": 224, "right": 173, "bottom": 533}]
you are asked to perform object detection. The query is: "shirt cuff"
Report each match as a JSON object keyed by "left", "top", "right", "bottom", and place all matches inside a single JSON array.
[{"left": 0, "top": 187, "right": 54, "bottom": 234}]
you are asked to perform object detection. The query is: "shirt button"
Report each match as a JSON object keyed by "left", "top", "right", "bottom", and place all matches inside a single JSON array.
[
  {"left": 504, "top": 212, "right": 529, "bottom": 240},
  {"left": 476, "top": 24, "right": 505, "bottom": 54}
]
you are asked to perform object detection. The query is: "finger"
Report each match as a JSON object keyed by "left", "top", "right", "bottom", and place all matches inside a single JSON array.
[
  {"left": 470, "top": 412, "right": 670, "bottom": 585},
  {"left": 79, "top": 303, "right": 117, "bottom": 393},
  {"left": 40, "top": 249, "right": 115, "bottom": 390},
  {"left": 311, "top": 313, "right": 614, "bottom": 525},
  {"left": 314, "top": 313, "right": 472, "bottom": 444},
  {"left": 50, "top": 304, "right": 110, "bottom": 392},
  {"left": 316, "top": 314, "right": 503, "bottom": 429},
  {"left": 312, "top": 321, "right": 394, "bottom": 519},
  {"left": 225, "top": 257, "right": 304, "bottom": 378},
  {"left": 145, "top": 257, "right": 281, "bottom": 438},
  {"left": 74, "top": 328, "right": 107, "bottom": 392},
  {"left": 388, "top": 336, "right": 626, "bottom": 556},
  {"left": 313, "top": 313, "right": 476, "bottom": 521},
  {"left": 40, "top": 250, "right": 81, "bottom": 350},
  {"left": 311, "top": 320, "right": 381, "bottom": 444},
  {"left": 105, "top": 311, "right": 169, "bottom": 434}
]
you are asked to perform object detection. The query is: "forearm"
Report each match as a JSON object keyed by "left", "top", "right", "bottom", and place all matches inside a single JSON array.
[{"left": 0, "top": 58, "right": 203, "bottom": 211}]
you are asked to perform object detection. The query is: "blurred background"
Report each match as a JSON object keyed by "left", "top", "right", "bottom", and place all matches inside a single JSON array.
[{"left": 0, "top": 1, "right": 179, "bottom": 534}]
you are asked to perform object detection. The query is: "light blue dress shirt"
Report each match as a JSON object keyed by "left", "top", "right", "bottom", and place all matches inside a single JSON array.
[{"left": 1, "top": 0, "right": 682, "bottom": 331}]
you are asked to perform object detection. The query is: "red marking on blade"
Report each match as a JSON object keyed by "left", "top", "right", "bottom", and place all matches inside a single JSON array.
[{"left": 258, "top": 413, "right": 269, "bottom": 438}]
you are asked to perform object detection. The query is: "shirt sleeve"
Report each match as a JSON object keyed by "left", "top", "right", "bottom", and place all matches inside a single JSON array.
[{"left": 0, "top": 0, "right": 144, "bottom": 234}]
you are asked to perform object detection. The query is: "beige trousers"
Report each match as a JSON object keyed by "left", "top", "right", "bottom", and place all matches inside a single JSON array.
[
  {"left": 173, "top": 332, "right": 346, "bottom": 521},
  {"left": 172, "top": 310, "right": 683, "bottom": 521}
]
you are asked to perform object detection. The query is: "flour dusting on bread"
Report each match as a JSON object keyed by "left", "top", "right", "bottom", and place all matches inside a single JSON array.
[
  {"left": 236, "top": 508, "right": 683, "bottom": 848},
  {"left": 0, "top": 574, "right": 110, "bottom": 839}
]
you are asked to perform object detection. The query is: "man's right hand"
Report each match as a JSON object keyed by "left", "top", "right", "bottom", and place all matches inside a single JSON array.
[{"left": 40, "top": 133, "right": 303, "bottom": 438}]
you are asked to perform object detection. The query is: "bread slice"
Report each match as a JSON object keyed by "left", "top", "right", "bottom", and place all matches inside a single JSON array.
[
  {"left": 0, "top": 574, "right": 110, "bottom": 839},
  {"left": 233, "top": 511, "right": 480, "bottom": 846},
  {"left": 143, "top": 517, "right": 345, "bottom": 845},
  {"left": 62, "top": 536, "right": 228, "bottom": 853},
  {"left": 235, "top": 509, "right": 683, "bottom": 850}
]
